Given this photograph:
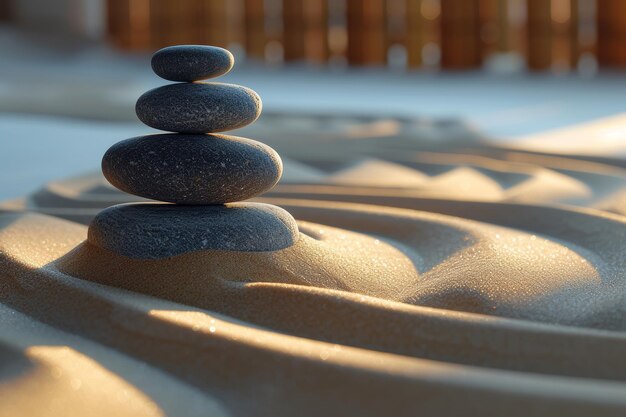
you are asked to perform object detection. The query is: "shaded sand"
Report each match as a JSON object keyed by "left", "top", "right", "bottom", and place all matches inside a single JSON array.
[
  {"left": 2, "top": 199, "right": 626, "bottom": 415},
  {"left": 53, "top": 200, "right": 626, "bottom": 330},
  {"left": 0, "top": 299, "right": 227, "bottom": 417},
  {"left": 7, "top": 143, "right": 625, "bottom": 226},
  {"left": 64, "top": 221, "right": 421, "bottom": 302}
]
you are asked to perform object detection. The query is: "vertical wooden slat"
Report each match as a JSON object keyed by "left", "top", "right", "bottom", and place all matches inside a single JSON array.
[
  {"left": 304, "top": 0, "right": 329, "bottom": 63},
  {"left": 346, "top": 0, "right": 362, "bottom": 64},
  {"left": 597, "top": 0, "right": 626, "bottom": 68},
  {"left": 187, "top": 0, "right": 228, "bottom": 46},
  {"left": 188, "top": 0, "right": 207, "bottom": 45},
  {"left": 150, "top": 0, "right": 186, "bottom": 49},
  {"left": 148, "top": 0, "right": 170, "bottom": 49},
  {"left": 283, "top": 0, "right": 307, "bottom": 61},
  {"left": 244, "top": 0, "right": 266, "bottom": 59},
  {"left": 527, "top": 0, "right": 552, "bottom": 70},
  {"left": 346, "top": 0, "right": 387, "bottom": 66},
  {"left": 596, "top": 0, "right": 610, "bottom": 66},
  {"left": 128, "top": 0, "right": 151, "bottom": 50},
  {"left": 406, "top": 0, "right": 424, "bottom": 67},
  {"left": 610, "top": 0, "right": 626, "bottom": 66},
  {"left": 107, "top": 0, "right": 132, "bottom": 49},
  {"left": 148, "top": 0, "right": 231, "bottom": 50},
  {"left": 199, "top": 0, "right": 230, "bottom": 47},
  {"left": 226, "top": 0, "right": 246, "bottom": 48},
  {"left": 440, "top": 0, "right": 481, "bottom": 69},
  {"left": 283, "top": 0, "right": 329, "bottom": 63},
  {"left": 568, "top": 0, "right": 579, "bottom": 68},
  {"left": 171, "top": 1, "right": 195, "bottom": 45}
]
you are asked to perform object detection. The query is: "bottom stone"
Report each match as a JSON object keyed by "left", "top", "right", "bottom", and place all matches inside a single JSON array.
[{"left": 87, "top": 202, "right": 299, "bottom": 259}]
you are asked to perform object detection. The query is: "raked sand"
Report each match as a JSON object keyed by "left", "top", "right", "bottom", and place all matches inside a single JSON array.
[{"left": 1, "top": 114, "right": 626, "bottom": 416}]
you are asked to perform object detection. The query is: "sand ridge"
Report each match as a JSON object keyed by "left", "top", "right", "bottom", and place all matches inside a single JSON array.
[
  {"left": 1, "top": 114, "right": 626, "bottom": 415},
  {"left": 2, "top": 194, "right": 626, "bottom": 415}
]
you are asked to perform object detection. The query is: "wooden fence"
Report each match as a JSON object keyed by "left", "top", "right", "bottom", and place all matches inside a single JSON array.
[{"left": 106, "top": 0, "right": 626, "bottom": 71}]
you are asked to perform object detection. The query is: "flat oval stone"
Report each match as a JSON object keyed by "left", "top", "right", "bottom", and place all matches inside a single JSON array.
[
  {"left": 102, "top": 133, "right": 282, "bottom": 204},
  {"left": 151, "top": 45, "right": 234, "bottom": 82},
  {"left": 87, "top": 202, "right": 299, "bottom": 258},
  {"left": 136, "top": 83, "right": 261, "bottom": 133}
]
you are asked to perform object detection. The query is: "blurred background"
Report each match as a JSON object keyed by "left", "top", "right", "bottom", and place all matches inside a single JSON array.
[
  {"left": 5, "top": 0, "right": 626, "bottom": 71},
  {"left": 4, "top": 0, "right": 626, "bottom": 72},
  {"left": 1, "top": 0, "right": 626, "bottom": 200}
]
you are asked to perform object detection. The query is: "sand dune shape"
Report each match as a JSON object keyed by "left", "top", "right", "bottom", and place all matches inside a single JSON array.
[
  {"left": 1, "top": 206, "right": 626, "bottom": 415},
  {"left": 2, "top": 121, "right": 626, "bottom": 416}
]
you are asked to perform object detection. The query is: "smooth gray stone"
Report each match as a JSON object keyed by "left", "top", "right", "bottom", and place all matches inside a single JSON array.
[
  {"left": 88, "top": 202, "right": 299, "bottom": 258},
  {"left": 151, "top": 45, "right": 234, "bottom": 82},
  {"left": 136, "top": 83, "right": 262, "bottom": 133},
  {"left": 102, "top": 133, "right": 282, "bottom": 204}
]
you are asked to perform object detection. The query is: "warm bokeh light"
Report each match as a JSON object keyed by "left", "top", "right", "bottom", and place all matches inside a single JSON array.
[{"left": 72, "top": 0, "right": 620, "bottom": 73}]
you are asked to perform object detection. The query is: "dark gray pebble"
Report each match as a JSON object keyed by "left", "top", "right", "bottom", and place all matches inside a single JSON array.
[
  {"left": 102, "top": 133, "right": 282, "bottom": 204},
  {"left": 87, "top": 202, "right": 300, "bottom": 258},
  {"left": 151, "top": 45, "right": 234, "bottom": 82},
  {"left": 136, "top": 82, "right": 261, "bottom": 133}
]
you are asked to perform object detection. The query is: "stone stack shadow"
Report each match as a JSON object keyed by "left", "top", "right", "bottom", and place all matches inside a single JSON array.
[{"left": 88, "top": 45, "right": 299, "bottom": 259}]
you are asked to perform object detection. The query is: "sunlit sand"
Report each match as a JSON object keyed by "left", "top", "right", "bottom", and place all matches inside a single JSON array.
[{"left": 2, "top": 113, "right": 626, "bottom": 414}]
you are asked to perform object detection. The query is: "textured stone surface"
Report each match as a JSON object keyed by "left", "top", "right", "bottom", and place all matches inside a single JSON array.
[
  {"left": 136, "top": 83, "right": 261, "bottom": 133},
  {"left": 87, "top": 202, "right": 299, "bottom": 258},
  {"left": 151, "top": 45, "right": 234, "bottom": 82},
  {"left": 102, "top": 133, "right": 282, "bottom": 204}
]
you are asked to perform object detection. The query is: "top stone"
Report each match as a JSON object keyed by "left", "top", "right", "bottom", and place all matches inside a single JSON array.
[{"left": 151, "top": 45, "right": 234, "bottom": 82}]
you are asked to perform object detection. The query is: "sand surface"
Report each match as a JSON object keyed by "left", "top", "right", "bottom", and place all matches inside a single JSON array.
[{"left": 1, "top": 114, "right": 626, "bottom": 416}]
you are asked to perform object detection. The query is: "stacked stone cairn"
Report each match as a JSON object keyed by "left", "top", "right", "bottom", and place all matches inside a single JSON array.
[{"left": 88, "top": 45, "right": 299, "bottom": 259}]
